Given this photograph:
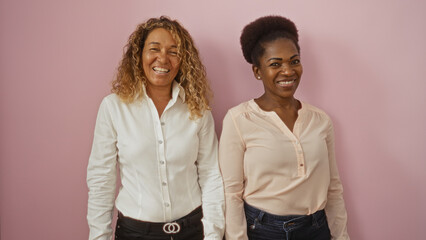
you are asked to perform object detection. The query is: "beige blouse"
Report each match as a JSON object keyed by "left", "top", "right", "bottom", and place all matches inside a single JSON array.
[{"left": 219, "top": 100, "right": 349, "bottom": 240}]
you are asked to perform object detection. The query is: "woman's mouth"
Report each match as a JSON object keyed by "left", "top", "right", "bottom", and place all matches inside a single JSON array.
[
  {"left": 153, "top": 67, "right": 170, "bottom": 73},
  {"left": 277, "top": 79, "right": 295, "bottom": 87}
]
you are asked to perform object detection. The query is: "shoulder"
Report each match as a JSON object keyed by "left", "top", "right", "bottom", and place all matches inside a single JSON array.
[
  {"left": 225, "top": 100, "right": 253, "bottom": 119},
  {"left": 301, "top": 101, "right": 333, "bottom": 124},
  {"left": 98, "top": 93, "right": 120, "bottom": 109},
  {"left": 302, "top": 102, "right": 327, "bottom": 115},
  {"left": 98, "top": 93, "right": 141, "bottom": 118},
  {"left": 102, "top": 93, "right": 144, "bottom": 109},
  {"left": 221, "top": 100, "right": 258, "bottom": 133},
  {"left": 199, "top": 109, "right": 214, "bottom": 122},
  {"left": 102, "top": 93, "right": 122, "bottom": 105}
]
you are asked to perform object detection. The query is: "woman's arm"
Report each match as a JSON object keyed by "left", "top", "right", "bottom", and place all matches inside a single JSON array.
[
  {"left": 219, "top": 110, "right": 248, "bottom": 240},
  {"left": 325, "top": 120, "right": 350, "bottom": 240},
  {"left": 196, "top": 111, "right": 225, "bottom": 239},
  {"left": 87, "top": 98, "right": 118, "bottom": 240}
]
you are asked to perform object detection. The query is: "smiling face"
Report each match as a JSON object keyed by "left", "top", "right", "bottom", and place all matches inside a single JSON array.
[
  {"left": 142, "top": 28, "right": 181, "bottom": 92},
  {"left": 253, "top": 38, "right": 303, "bottom": 100}
]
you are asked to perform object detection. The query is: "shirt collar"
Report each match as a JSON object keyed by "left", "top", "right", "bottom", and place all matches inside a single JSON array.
[
  {"left": 249, "top": 99, "right": 305, "bottom": 116},
  {"left": 141, "top": 80, "right": 186, "bottom": 102},
  {"left": 172, "top": 80, "right": 186, "bottom": 102}
]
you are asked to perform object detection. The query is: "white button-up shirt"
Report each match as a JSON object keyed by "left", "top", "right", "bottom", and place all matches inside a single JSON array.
[{"left": 87, "top": 82, "right": 225, "bottom": 240}]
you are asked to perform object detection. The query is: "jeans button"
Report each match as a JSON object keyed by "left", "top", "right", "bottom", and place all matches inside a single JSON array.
[{"left": 285, "top": 222, "right": 295, "bottom": 228}]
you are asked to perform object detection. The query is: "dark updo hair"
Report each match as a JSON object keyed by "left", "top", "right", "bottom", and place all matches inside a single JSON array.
[{"left": 240, "top": 16, "right": 300, "bottom": 66}]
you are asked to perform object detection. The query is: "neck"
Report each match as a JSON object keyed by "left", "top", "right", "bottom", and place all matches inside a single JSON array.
[
  {"left": 146, "top": 84, "right": 173, "bottom": 101},
  {"left": 256, "top": 94, "right": 299, "bottom": 111}
]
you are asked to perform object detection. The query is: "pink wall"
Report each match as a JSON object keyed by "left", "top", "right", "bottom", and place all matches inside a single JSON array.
[{"left": 1, "top": 0, "right": 425, "bottom": 239}]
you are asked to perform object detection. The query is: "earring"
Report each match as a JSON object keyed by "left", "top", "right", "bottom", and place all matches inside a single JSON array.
[{"left": 257, "top": 76, "right": 261, "bottom": 79}]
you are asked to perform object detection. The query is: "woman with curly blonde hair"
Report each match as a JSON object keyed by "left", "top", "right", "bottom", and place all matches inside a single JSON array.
[{"left": 87, "top": 16, "right": 225, "bottom": 240}]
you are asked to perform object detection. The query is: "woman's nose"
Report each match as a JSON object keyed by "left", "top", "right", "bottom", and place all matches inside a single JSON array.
[
  {"left": 280, "top": 64, "right": 294, "bottom": 75},
  {"left": 156, "top": 51, "right": 168, "bottom": 63}
]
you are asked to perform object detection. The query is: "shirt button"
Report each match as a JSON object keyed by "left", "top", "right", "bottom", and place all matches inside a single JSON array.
[
  {"left": 295, "top": 141, "right": 299, "bottom": 145},
  {"left": 160, "top": 161, "right": 165, "bottom": 165},
  {"left": 300, "top": 164, "right": 304, "bottom": 167},
  {"left": 162, "top": 182, "right": 167, "bottom": 186},
  {"left": 165, "top": 203, "right": 170, "bottom": 207},
  {"left": 161, "top": 122, "right": 165, "bottom": 126},
  {"left": 158, "top": 140, "right": 163, "bottom": 144}
]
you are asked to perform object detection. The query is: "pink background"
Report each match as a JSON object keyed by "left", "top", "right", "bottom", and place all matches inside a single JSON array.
[{"left": 1, "top": 0, "right": 425, "bottom": 239}]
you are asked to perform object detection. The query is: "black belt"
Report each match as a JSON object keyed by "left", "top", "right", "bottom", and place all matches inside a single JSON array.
[{"left": 117, "top": 206, "right": 203, "bottom": 235}]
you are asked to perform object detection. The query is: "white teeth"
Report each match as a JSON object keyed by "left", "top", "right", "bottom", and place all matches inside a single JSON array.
[
  {"left": 277, "top": 80, "right": 294, "bottom": 86},
  {"left": 153, "top": 67, "right": 169, "bottom": 73}
]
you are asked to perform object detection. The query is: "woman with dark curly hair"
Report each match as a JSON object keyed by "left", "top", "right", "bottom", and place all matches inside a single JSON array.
[
  {"left": 219, "top": 16, "right": 349, "bottom": 240},
  {"left": 87, "top": 16, "right": 225, "bottom": 240}
]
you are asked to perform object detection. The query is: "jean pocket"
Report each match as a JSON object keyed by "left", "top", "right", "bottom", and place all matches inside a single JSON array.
[{"left": 115, "top": 221, "right": 144, "bottom": 239}]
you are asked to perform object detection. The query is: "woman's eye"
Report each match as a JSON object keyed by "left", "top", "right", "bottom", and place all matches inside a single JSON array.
[
  {"left": 169, "top": 51, "right": 178, "bottom": 56},
  {"left": 270, "top": 62, "right": 280, "bottom": 67},
  {"left": 291, "top": 59, "right": 300, "bottom": 65},
  {"left": 150, "top": 48, "right": 160, "bottom": 51}
]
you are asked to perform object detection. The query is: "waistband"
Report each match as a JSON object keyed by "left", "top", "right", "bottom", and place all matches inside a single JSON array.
[
  {"left": 117, "top": 206, "right": 203, "bottom": 235},
  {"left": 244, "top": 202, "right": 325, "bottom": 230}
]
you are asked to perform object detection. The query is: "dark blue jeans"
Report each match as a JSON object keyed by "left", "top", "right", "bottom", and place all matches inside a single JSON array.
[{"left": 244, "top": 202, "right": 331, "bottom": 240}]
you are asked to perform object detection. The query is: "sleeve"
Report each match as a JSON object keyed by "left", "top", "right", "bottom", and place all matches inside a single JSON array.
[
  {"left": 325, "top": 120, "right": 350, "bottom": 240},
  {"left": 218, "top": 110, "right": 248, "bottom": 240},
  {"left": 196, "top": 111, "right": 225, "bottom": 240},
  {"left": 87, "top": 98, "right": 118, "bottom": 240}
]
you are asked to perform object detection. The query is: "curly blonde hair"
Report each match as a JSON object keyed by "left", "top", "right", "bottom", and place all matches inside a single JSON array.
[{"left": 112, "top": 16, "right": 211, "bottom": 119}]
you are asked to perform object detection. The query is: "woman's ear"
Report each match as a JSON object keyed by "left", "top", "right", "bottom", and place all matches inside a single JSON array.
[{"left": 252, "top": 65, "right": 261, "bottom": 80}]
